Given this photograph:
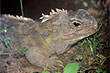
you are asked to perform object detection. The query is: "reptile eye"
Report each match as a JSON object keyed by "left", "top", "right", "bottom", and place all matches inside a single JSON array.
[{"left": 72, "top": 22, "right": 81, "bottom": 27}]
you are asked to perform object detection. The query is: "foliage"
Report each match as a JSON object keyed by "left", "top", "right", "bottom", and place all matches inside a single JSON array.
[
  {"left": 64, "top": 63, "right": 79, "bottom": 73},
  {"left": 42, "top": 72, "right": 49, "bottom": 73},
  {"left": 42, "top": 63, "right": 79, "bottom": 73},
  {"left": 0, "top": 25, "right": 8, "bottom": 33},
  {"left": 20, "top": 0, "right": 24, "bottom": 16},
  {"left": 90, "top": 0, "right": 98, "bottom": 8},
  {"left": 42, "top": 72, "right": 61, "bottom": 73},
  {"left": 75, "top": 55, "right": 83, "bottom": 61},
  {"left": 96, "top": 68, "right": 103, "bottom": 73},
  {"left": 3, "top": 37, "right": 11, "bottom": 47},
  {"left": 80, "top": 0, "right": 98, "bottom": 8},
  {"left": 16, "top": 47, "right": 29, "bottom": 55},
  {"left": 0, "top": 25, "right": 11, "bottom": 56},
  {"left": 83, "top": 1, "right": 88, "bottom": 7},
  {"left": 0, "top": 25, "right": 11, "bottom": 47}
]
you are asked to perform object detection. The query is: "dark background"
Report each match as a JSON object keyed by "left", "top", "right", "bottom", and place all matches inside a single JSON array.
[{"left": 1, "top": 0, "right": 92, "bottom": 20}]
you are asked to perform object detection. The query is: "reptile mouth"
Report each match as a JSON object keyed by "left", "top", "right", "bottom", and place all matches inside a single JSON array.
[{"left": 77, "top": 24, "right": 97, "bottom": 35}]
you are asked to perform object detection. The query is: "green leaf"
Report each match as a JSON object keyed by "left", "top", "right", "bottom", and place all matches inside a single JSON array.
[
  {"left": 96, "top": 68, "right": 103, "bottom": 73},
  {"left": 3, "top": 37, "right": 10, "bottom": 47},
  {"left": 103, "top": 71, "right": 107, "bottom": 73},
  {"left": 83, "top": 1, "right": 88, "bottom": 7},
  {"left": 55, "top": 72, "right": 61, "bottom": 73},
  {"left": 87, "top": 38, "right": 94, "bottom": 54},
  {"left": 23, "top": 47, "right": 29, "bottom": 54},
  {"left": 16, "top": 49, "right": 20, "bottom": 54},
  {"left": 42, "top": 72, "right": 49, "bottom": 73},
  {"left": 20, "top": 0, "right": 24, "bottom": 16},
  {"left": 0, "top": 26, "right": 8, "bottom": 33},
  {"left": 75, "top": 55, "right": 83, "bottom": 61},
  {"left": 91, "top": 0, "right": 98, "bottom": 8},
  {"left": 4, "top": 26, "right": 8, "bottom": 31},
  {"left": 20, "top": 49, "right": 24, "bottom": 53},
  {"left": 64, "top": 63, "right": 79, "bottom": 73}
]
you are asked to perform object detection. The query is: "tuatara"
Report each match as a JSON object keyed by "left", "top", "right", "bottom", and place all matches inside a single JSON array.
[{"left": 0, "top": 9, "right": 97, "bottom": 68}]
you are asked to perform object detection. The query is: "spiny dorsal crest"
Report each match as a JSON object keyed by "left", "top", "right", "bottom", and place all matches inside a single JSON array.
[
  {"left": 3, "top": 14, "right": 34, "bottom": 21},
  {"left": 40, "top": 8, "right": 67, "bottom": 23}
]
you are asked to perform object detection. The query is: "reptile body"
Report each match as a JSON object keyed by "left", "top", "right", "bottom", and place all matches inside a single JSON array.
[{"left": 0, "top": 9, "right": 97, "bottom": 68}]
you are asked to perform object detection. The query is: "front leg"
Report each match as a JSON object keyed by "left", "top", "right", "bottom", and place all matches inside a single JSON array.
[{"left": 25, "top": 46, "right": 63, "bottom": 68}]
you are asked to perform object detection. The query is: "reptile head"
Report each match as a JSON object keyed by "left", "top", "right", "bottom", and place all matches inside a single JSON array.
[{"left": 40, "top": 9, "right": 98, "bottom": 44}]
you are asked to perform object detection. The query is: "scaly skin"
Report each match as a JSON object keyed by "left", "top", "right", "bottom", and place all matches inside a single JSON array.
[{"left": 0, "top": 9, "right": 97, "bottom": 68}]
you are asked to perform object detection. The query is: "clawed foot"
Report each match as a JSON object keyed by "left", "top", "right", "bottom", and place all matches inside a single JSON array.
[{"left": 44, "top": 56, "right": 64, "bottom": 69}]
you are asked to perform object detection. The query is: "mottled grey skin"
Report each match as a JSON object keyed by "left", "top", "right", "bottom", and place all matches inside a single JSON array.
[{"left": 0, "top": 9, "right": 97, "bottom": 68}]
